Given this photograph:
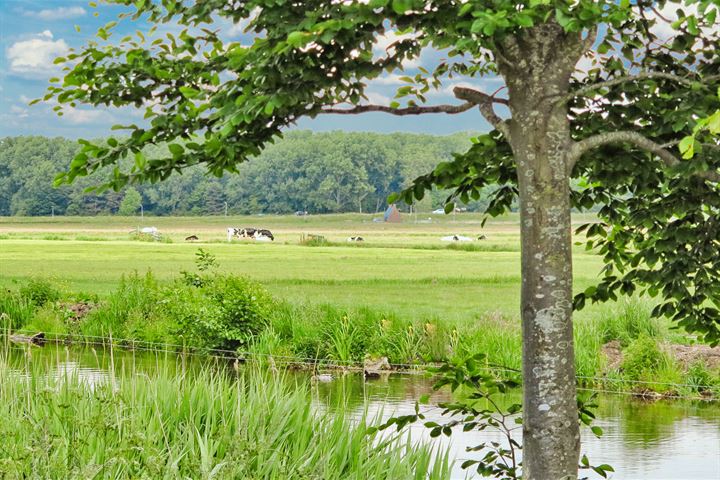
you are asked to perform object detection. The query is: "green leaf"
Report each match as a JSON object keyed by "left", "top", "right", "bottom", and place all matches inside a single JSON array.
[
  {"left": 179, "top": 87, "right": 200, "bottom": 99},
  {"left": 391, "top": 0, "right": 413, "bottom": 15},
  {"left": 168, "top": 144, "right": 184, "bottom": 156},
  {"left": 678, "top": 136, "right": 695, "bottom": 159},
  {"left": 287, "top": 31, "right": 309, "bottom": 47}
]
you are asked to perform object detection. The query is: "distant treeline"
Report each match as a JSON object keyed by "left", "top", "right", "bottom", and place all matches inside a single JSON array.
[{"left": 0, "top": 131, "right": 503, "bottom": 216}]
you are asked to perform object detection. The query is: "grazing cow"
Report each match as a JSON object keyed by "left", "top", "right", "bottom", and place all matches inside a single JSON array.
[
  {"left": 185, "top": 235, "right": 199, "bottom": 242},
  {"left": 347, "top": 236, "right": 364, "bottom": 242},
  {"left": 441, "top": 234, "right": 472, "bottom": 242},
  {"left": 255, "top": 229, "right": 274, "bottom": 241},
  {"left": 227, "top": 227, "right": 273, "bottom": 241},
  {"left": 227, "top": 227, "right": 254, "bottom": 241}
]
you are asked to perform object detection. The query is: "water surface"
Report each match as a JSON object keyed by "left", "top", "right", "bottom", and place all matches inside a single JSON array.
[{"left": 3, "top": 344, "right": 719, "bottom": 479}]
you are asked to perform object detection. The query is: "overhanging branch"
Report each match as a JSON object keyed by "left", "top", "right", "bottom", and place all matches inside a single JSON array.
[
  {"left": 564, "top": 72, "right": 720, "bottom": 104},
  {"left": 320, "top": 102, "right": 475, "bottom": 115},
  {"left": 570, "top": 131, "right": 720, "bottom": 182},
  {"left": 453, "top": 86, "right": 511, "bottom": 139}
]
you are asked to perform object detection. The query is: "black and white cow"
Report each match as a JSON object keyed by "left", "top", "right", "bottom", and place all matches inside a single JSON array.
[
  {"left": 347, "top": 236, "right": 364, "bottom": 242},
  {"left": 227, "top": 227, "right": 274, "bottom": 242},
  {"left": 255, "top": 229, "right": 274, "bottom": 241}
]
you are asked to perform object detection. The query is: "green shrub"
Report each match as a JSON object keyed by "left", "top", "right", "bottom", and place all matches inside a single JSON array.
[
  {"left": 165, "top": 275, "right": 273, "bottom": 351},
  {"left": 313, "top": 305, "right": 377, "bottom": 362},
  {"left": 685, "top": 361, "right": 718, "bottom": 394},
  {"left": 621, "top": 336, "right": 664, "bottom": 381},
  {"left": 265, "top": 301, "right": 323, "bottom": 359},
  {"left": 300, "top": 234, "right": 329, "bottom": 246},
  {"left": 19, "top": 278, "right": 61, "bottom": 307}
]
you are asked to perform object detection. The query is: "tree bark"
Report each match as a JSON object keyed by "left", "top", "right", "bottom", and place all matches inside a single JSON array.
[{"left": 497, "top": 22, "right": 587, "bottom": 480}]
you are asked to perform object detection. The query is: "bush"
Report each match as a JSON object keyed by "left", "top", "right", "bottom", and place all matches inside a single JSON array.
[
  {"left": 621, "top": 335, "right": 664, "bottom": 381},
  {"left": 23, "top": 305, "right": 67, "bottom": 335},
  {"left": 299, "top": 234, "right": 329, "bottom": 246},
  {"left": 19, "top": 278, "right": 60, "bottom": 307},
  {"left": 685, "top": 361, "right": 718, "bottom": 394},
  {"left": 165, "top": 275, "right": 273, "bottom": 351}
]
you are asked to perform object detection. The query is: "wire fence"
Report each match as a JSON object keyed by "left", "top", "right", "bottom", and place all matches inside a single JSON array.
[{"left": 2, "top": 328, "right": 718, "bottom": 400}]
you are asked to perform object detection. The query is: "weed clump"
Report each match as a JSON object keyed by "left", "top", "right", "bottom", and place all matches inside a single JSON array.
[
  {"left": 19, "top": 278, "right": 61, "bottom": 307},
  {"left": 621, "top": 335, "right": 665, "bottom": 381},
  {"left": 598, "top": 300, "right": 661, "bottom": 346}
]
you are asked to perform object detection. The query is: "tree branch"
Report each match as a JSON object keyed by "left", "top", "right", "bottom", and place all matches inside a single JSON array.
[
  {"left": 564, "top": 72, "right": 720, "bottom": 104},
  {"left": 320, "top": 102, "right": 475, "bottom": 115},
  {"left": 570, "top": 131, "right": 720, "bottom": 182},
  {"left": 453, "top": 86, "right": 511, "bottom": 139}
]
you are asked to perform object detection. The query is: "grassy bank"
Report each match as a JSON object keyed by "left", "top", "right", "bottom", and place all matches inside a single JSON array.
[
  {"left": 2, "top": 272, "right": 718, "bottom": 397},
  {"left": 0, "top": 351, "right": 450, "bottom": 479}
]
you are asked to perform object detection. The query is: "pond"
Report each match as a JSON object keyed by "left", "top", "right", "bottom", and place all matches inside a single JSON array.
[{"left": 3, "top": 343, "right": 719, "bottom": 480}]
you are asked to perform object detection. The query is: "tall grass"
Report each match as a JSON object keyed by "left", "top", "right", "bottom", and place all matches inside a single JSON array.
[
  {"left": 0, "top": 352, "right": 450, "bottom": 479},
  {"left": 596, "top": 299, "right": 661, "bottom": 346},
  {"left": 0, "top": 291, "right": 34, "bottom": 329},
  {"left": 5, "top": 275, "right": 719, "bottom": 392}
]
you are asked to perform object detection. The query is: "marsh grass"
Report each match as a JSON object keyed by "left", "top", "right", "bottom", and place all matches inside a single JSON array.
[
  {"left": 3, "top": 270, "right": 718, "bottom": 392},
  {"left": 0, "top": 350, "right": 450, "bottom": 479},
  {"left": 597, "top": 299, "right": 662, "bottom": 346}
]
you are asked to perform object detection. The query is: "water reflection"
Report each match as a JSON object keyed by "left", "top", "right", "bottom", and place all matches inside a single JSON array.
[{"left": 2, "top": 344, "right": 719, "bottom": 479}]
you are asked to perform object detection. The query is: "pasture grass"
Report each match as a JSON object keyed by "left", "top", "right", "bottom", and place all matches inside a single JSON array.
[{"left": 0, "top": 349, "right": 450, "bottom": 479}]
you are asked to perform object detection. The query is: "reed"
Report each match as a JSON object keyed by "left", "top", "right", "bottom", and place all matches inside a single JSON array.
[{"left": 0, "top": 350, "right": 450, "bottom": 479}]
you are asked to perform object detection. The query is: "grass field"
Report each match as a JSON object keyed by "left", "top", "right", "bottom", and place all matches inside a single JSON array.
[{"left": 0, "top": 212, "right": 605, "bottom": 323}]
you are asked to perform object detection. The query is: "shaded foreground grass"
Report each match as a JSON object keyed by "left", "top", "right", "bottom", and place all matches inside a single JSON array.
[{"left": 0, "top": 351, "right": 450, "bottom": 480}]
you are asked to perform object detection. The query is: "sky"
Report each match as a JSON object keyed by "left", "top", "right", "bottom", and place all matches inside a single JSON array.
[{"left": 0, "top": 0, "right": 494, "bottom": 139}]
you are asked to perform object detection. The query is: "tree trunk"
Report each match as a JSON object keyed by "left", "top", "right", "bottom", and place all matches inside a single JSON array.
[
  {"left": 498, "top": 22, "right": 588, "bottom": 480},
  {"left": 516, "top": 153, "right": 578, "bottom": 479}
]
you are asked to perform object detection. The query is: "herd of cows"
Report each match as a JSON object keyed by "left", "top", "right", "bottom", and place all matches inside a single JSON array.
[
  {"left": 224, "top": 227, "right": 365, "bottom": 243},
  {"left": 180, "top": 228, "right": 482, "bottom": 243}
]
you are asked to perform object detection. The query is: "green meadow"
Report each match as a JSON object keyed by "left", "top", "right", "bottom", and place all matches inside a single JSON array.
[{"left": 0, "top": 213, "right": 603, "bottom": 322}]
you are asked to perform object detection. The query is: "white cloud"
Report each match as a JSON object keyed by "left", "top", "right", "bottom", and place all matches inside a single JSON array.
[
  {"left": 61, "top": 108, "right": 112, "bottom": 125},
  {"left": 364, "top": 91, "right": 392, "bottom": 105},
  {"left": 6, "top": 31, "right": 69, "bottom": 77},
  {"left": 10, "top": 105, "right": 29, "bottom": 119},
  {"left": 22, "top": 6, "right": 86, "bottom": 21},
  {"left": 369, "top": 74, "right": 405, "bottom": 86}
]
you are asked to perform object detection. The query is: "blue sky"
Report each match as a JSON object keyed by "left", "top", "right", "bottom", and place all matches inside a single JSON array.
[{"left": 0, "top": 0, "right": 494, "bottom": 139}]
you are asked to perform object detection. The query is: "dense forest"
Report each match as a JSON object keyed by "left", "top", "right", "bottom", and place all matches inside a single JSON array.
[{"left": 0, "top": 131, "right": 496, "bottom": 216}]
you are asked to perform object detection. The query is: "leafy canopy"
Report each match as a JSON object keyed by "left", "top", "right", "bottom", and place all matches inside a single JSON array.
[{"left": 44, "top": 0, "right": 720, "bottom": 342}]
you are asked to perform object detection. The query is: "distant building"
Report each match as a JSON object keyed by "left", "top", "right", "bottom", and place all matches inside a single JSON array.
[{"left": 384, "top": 204, "right": 402, "bottom": 223}]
